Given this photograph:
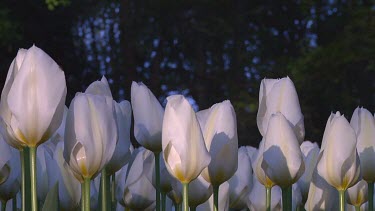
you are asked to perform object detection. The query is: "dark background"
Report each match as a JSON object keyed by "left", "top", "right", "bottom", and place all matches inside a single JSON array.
[{"left": 1, "top": 0, "right": 374, "bottom": 147}]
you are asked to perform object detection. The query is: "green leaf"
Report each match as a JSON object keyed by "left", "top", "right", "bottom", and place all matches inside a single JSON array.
[{"left": 42, "top": 182, "right": 59, "bottom": 211}]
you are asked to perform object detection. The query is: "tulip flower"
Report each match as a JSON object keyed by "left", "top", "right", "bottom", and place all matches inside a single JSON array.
[
  {"left": 228, "top": 146, "right": 252, "bottom": 210},
  {"left": 198, "top": 101, "right": 238, "bottom": 185},
  {"left": 0, "top": 45, "right": 67, "bottom": 148},
  {"left": 106, "top": 100, "right": 132, "bottom": 175},
  {"left": 257, "top": 77, "right": 305, "bottom": 143},
  {"left": 346, "top": 179, "right": 368, "bottom": 209},
  {"left": 0, "top": 148, "right": 20, "bottom": 209},
  {"left": 64, "top": 90, "right": 117, "bottom": 211},
  {"left": 317, "top": 112, "right": 361, "bottom": 211},
  {"left": 36, "top": 144, "right": 54, "bottom": 203},
  {"left": 115, "top": 164, "right": 128, "bottom": 208},
  {"left": 45, "top": 142, "right": 81, "bottom": 211},
  {"left": 350, "top": 107, "right": 375, "bottom": 211},
  {"left": 262, "top": 112, "right": 304, "bottom": 210},
  {"left": 162, "top": 95, "right": 211, "bottom": 211},
  {"left": 248, "top": 175, "right": 282, "bottom": 211},
  {"left": 197, "top": 100, "right": 238, "bottom": 211},
  {"left": 159, "top": 153, "right": 175, "bottom": 211},
  {"left": 320, "top": 113, "right": 362, "bottom": 185},
  {"left": 292, "top": 183, "right": 302, "bottom": 211},
  {"left": 123, "top": 148, "right": 156, "bottom": 210},
  {"left": 131, "top": 81, "right": 164, "bottom": 153},
  {"left": 297, "top": 141, "right": 320, "bottom": 203}
]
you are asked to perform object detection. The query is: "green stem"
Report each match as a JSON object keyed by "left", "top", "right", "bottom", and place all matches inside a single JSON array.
[
  {"left": 355, "top": 205, "right": 361, "bottom": 211},
  {"left": 100, "top": 167, "right": 110, "bottom": 211},
  {"left": 125, "top": 207, "right": 130, "bottom": 211},
  {"left": 111, "top": 174, "right": 116, "bottom": 211},
  {"left": 213, "top": 185, "right": 219, "bottom": 211},
  {"left": 82, "top": 178, "right": 91, "bottom": 211},
  {"left": 20, "top": 148, "right": 30, "bottom": 211},
  {"left": 20, "top": 149, "right": 25, "bottom": 211},
  {"left": 282, "top": 186, "right": 292, "bottom": 211},
  {"left": 182, "top": 182, "right": 189, "bottom": 211},
  {"left": 29, "top": 146, "right": 37, "bottom": 211},
  {"left": 190, "top": 206, "right": 196, "bottom": 211},
  {"left": 154, "top": 152, "right": 161, "bottom": 211},
  {"left": 161, "top": 192, "right": 166, "bottom": 211},
  {"left": 369, "top": 182, "right": 374, "bottom": 211},
  {"left": 1, "top": 200, "right": 7, "bottom": 211},
  {"left": 339, "top": 190, "right": 345, "bottom": 211},
  {"left": 266, "top": 186, "right": 271, "bottom": 211},
  {"left": 177, "top": 203, "right": 182, "bottom": 211}
]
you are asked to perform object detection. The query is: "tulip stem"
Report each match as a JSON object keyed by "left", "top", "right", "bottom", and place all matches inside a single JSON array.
[
  {"left": 213, "top": 185, "right": 219, "bottom": 211},
  {"left": 111, "top": 174, "right": 116, "bottom": 211},
  {"left": 161, "top": 192, "right": 166, "bottom": 211},
  {"left": 282, "top": 186, "right": 292, "bottom": 211},
  {"left": 154, "top": 152, "right": 161, "bottom": 211},
  {"left": 182, "top": 182, "right": 189, "bottom": 211},
  {"left": 82, "top": 178, "right": 91, "bottom": 211},
  {"left": 20, "top": 148, "right": 31, "bottom": 211},
  {"left": 29, "top": 146, "right": 38, "bottom": 211},
  {"left": 190, "top": 207, "right": 196, "bottom": 211},
  {"left": 369, "top": 182, "right": 374, "bottom": 211},
  {"left": 338, "top": 190, "right": 345, "bottom": 211},
  {"left": 100, "top": 167, "right": 110, "bottom": 211},
  {"left": 355, "top": 206, "right": 360, "bottom": 211},
  {"left": 266, "top": 186, "right": 271, "bottom": 211}
]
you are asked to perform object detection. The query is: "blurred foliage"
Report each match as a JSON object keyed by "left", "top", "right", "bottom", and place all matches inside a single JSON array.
[{"left": 0, "top": 0, "right": 373, "bottom": 147}]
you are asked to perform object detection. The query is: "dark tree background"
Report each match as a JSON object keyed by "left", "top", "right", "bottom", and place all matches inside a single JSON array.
[{"left": 0, "top": 0, "right": 374, "bottom": 147}]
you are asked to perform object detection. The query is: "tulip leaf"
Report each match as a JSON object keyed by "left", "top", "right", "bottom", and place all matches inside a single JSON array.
[{"left": 42, "top": 182, "right": 59, "bottom": 211}]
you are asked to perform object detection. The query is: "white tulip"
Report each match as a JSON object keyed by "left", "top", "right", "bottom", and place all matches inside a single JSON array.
[
  {"left": 347, "top": 179, "right": 368, "bottom": 207},
  {"left": 350, "top": 107, "right": 375, "bottom": 182},
  {"left": 254, "top": 139, "right": 275, "bottom": 188},
  {"left": 131, "top": 82, "right": 164, "bottom": 152},
  {"left": 317, "top": 112, "right": 361, "bottom": 191},
  {"left": 262, "top": 112, "right": 305, "bottom": 188},
  {"left": 123, "top": 148, "right": 156, "bottom": 209},
  {"left": 198, "top": 100, "right": 238, "bottom": 186},
  {"left": 0, "top": 148, "right": 20, "bottom": 202},
  {"left": 257, "top": 77, "right": 304, "bottom": 143},
  {"left": 64, "top": 92, "right": 117, "bottom": 181},
  {"left": 0, "top": 45, "right": 67, "bottom": 147},
  {"left": 162, "top": 95, "right": 210, "bottom": 183},
  {"left": 106, "top": 100, "right": 132, "bottom": 175}
]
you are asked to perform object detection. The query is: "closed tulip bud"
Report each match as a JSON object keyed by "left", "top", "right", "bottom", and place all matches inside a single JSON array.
[
  {"left": 297, "top": 141, "right": 320, "bottom": 202},
  {"left": 123, "top": 148, "right": 156, "bottom": 210},
  {"left": 347, "top": 179, "right": 368, "bottom": 207},
  {"left": 350, "top": 107, "right": 375, "bottom": 182},
  {"left": 0, "top": 45, "right": 67, "bottom": 147},
  {"left": 248, "top": 175, "right": 282, "bottom": 211},
  {"left": 162, "top": 95, "right": 211, "bottom": 183},
  {"left": 0, "top": 148, "right": 20, "bottom": 202},
  {"left": 228, "top": 146, "right": 252, "bottom": 209},
  {"left": 106, "top": 100, "right": 132, "bottom": 175},
  {"left": 257, "top": 77, "right": 304, "bottom": 143},
  {"left": 305, "top": 162, "right": 339, "bottom": 211},
  {"left": 198, "top": 100, "right": 238, "bottom": 186},
  {"left": 317, "top": 112, "right": 361, "bottom": 191},
  {"left": 64, "top": 91, "right": 117, "bottom": 181},
  {"left": 262, "top": 112, "right": 305, "bottom": 188},
  {"left": 131, "top": 82, "right": 164, "bottom": 152}
]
